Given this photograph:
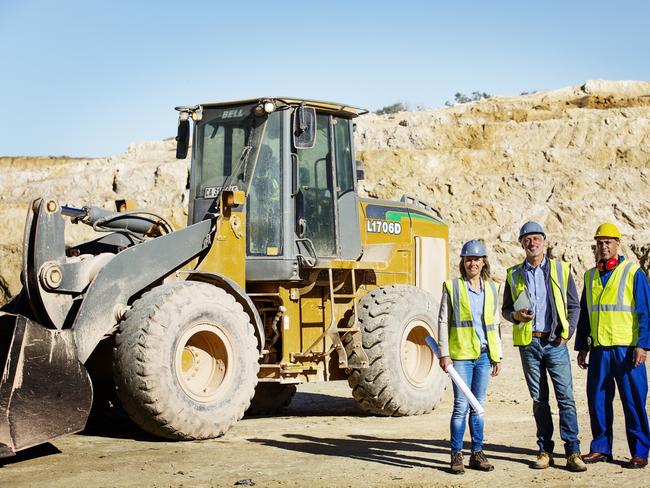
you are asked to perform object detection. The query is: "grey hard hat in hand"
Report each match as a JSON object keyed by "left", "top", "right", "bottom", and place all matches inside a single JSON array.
[
  {"left": 460, "top": 239, "right": 487, "bottom": 257},
  {"left": 519, "top": 221, "right": 546, "bottom": 241}
]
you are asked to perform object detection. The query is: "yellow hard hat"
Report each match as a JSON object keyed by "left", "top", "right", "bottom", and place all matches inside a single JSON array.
[{"left": 594, "top": 222, "right": 621, "bottom": 240}]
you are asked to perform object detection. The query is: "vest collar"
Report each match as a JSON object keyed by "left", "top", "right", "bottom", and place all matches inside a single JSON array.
[
  {"left": 523, "top": 255, "right": 547, "bottom": 272},
  {"left": 596, "top": 255, "right": 626, "bottom": 279},
  {"left": 514, "top": 256, "right": 549, "bottom": 281},
  {"left": 463, "top": 277, "right": 483, "bottom": 294},
  {"left": 594, "top": 256, "right": 629, "bottom": 290}
]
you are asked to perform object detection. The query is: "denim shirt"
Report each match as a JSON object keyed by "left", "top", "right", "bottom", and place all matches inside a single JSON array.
[
  {"left": 466, "top": 279, "right": 488, "bottom": 348},
  {"left": 524, "top": 256, "right": 552, "bottom": 333},
  {"left": 503, "top": 258, "right": 581, "bottom": 342}
]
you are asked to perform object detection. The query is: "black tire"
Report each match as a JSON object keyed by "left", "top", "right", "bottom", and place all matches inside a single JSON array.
[
  {"left": 113, "top": 281, "right": 259, "bottom": 440},
  {"left": 347, "top": 284, "right": 447, "bottom": 416},
  {"left": 245, "top": 383, "right": 297, "bottom": 416}
]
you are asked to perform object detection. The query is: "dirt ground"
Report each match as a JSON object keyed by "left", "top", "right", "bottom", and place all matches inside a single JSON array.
[{"left": 1, "top": 333, "right": 649, "bottom": 488}]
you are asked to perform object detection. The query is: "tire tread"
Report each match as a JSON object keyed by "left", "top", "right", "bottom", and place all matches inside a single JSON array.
[{"left": 113, "top": 281, "right": 259, "bottom": 440}]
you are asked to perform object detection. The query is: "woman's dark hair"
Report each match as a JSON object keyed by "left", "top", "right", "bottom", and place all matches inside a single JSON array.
[{"left": 459, "top": 256, "right": 491, "bottom": 280}]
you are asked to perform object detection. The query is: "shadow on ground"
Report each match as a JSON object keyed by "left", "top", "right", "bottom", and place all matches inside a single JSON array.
[
  {"left": 258, "top": 391, "right": 364, "bottom": 418},
  {"left": 79, "top": 406, "right": 166, "bottom": 442},
  {"left": 247, "top": 433, "right": 540, "bottom": 471},
  {"left": 83, "top": 389, "right": 362, "bottom": 443},
  {"left": 0, "top": 443, "right": 61, "bottom": 467}
]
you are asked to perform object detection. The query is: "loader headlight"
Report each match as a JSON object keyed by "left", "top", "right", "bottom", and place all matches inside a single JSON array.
[
  {"left": 191, "top": 108, "right": 203, "bottom": 121},
  {"left": 254, "top": 100, "right": 276, "bottom": 117}
]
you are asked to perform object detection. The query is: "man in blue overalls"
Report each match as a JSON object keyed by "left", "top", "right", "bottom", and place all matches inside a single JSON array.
[{"left": 576, "top": 222, "right": 650, "bottom": 469}]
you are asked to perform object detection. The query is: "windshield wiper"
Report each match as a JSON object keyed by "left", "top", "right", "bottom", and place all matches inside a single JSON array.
[{"left": 211, "top": 144, "right": 253, "bottom": 216}]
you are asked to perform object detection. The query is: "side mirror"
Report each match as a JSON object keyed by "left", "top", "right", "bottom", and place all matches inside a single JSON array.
[
  {"left": 292, "top": 106, "right": 317, "bottom": 149},
  {"left": 356, "top": 160, "right": 365, "bottom": 181},
  {"left": 176, "top": 119, "right": 190, "bottom": 159}
]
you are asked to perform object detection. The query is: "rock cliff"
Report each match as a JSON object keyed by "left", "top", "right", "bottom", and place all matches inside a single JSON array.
[
  {"left": 1, "top": 80, "right": 648, "bottom": 303},
  {"left": 356, "top": 80, "right": 650, "bottom": 286}
]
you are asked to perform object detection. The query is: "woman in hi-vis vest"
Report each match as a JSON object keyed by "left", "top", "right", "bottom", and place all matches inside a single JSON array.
[{"left": 437, "top": 239, "right": 503, "bottom": 475}]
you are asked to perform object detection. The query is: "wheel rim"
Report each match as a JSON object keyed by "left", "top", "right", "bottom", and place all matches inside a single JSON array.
[
  {"left": 175, "top": 323, "right": 233, "bottom": 403},
  {"left": 400, "top": 319, "right": 435, "bottom": 388}
]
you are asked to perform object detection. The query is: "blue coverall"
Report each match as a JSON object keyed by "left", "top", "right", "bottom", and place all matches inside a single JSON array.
[{"left": 575, "top": 257, "right": 650, "bottom": 459}]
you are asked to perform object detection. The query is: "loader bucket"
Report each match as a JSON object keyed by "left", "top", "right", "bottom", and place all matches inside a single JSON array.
[{"left": 0, "top": 313, "right": 93, "bottom": 458}]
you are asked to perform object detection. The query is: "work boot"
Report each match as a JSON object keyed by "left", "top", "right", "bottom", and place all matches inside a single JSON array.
[
  {"left": 469, "top": 450, "right": 494, "bottom": 471},
  {"left": 566, "top": 453, "right": 587, "bottom": 472},
  {"left": 625, "top": 457, "right": 648, "bottom": 469},
  {"left": 581, "top": 451, "right": 612, "bottom": 464},
  {"left": 450, "top": 452, "right": 465, "bottom": 475},
  {"left": 532, "top": 451, "right": 554, "bottom": 469}
]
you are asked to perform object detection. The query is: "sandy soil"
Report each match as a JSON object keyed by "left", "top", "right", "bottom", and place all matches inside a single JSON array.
[{"left": 1, "top": 333, "right": 649, "bottom": 488}]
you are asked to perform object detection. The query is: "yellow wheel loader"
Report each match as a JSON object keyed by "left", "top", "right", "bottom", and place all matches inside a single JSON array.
[{"left": 0, "top": 98, "right": 449, "bottom": 457}]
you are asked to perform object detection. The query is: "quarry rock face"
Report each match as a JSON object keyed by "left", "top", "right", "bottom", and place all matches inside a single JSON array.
[
  {"left": 0, "top": 139, "right": 189, "bottom": 302},
  {"left": 1, "top": 81, "right": 649, "bottom": 303},
  {"left": 356, "top": 80, "right": 650, "bottom": 287}
]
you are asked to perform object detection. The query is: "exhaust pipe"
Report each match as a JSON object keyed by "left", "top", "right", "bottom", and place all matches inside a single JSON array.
[{"left": 0, "top": 313, "right": 93, "bottom": 458}]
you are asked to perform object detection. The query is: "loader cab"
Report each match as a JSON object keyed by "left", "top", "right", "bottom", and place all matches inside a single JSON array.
[
  {"left": 180, "top": 98, "right": 367, "bottom": 282},
  {"left": 293, "top": 108, "right": 362, "bottom": 261}
]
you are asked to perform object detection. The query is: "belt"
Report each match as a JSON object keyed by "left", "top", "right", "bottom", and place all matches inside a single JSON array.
[{"left": 532, "top": 332, "right": 549, "bottom": 338}]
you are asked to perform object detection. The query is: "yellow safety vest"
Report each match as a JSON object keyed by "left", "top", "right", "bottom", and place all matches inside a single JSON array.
[
  {"left": 506, "top": 259, "right": 570, "bottom": 346},
  {"left": 444, "top": 278, "right": 502, "bottom": 362},
  {"left": 584, "top": 260, "right": 639, "bottom": 347}
]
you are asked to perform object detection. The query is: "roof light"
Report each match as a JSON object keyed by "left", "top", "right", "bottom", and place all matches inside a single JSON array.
[
  {"left": 191, "top": 107, "right": 203, "bottom": 121},
  {"left": 255, "top": 99, "right": 276, "bottom": 117}
]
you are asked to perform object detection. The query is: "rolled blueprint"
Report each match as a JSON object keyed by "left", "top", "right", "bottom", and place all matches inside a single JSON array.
[{"left": 425, "top": 336, "right": 485, "bottom": 416}]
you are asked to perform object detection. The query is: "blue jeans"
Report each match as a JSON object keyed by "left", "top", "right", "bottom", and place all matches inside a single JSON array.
[
  {"left": 519, "top": 338, "right": 580, "bottom": 455},
  {"left": 587, "top": 346, "right": 650, "bottom": 458},
  {"left": 450, "top": 351, "right": 491, "bottom": 453}
]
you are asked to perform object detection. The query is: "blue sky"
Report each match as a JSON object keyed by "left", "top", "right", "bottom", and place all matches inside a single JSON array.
[{"left": 1, "top": 0, "right": 648, "bottom": 157}]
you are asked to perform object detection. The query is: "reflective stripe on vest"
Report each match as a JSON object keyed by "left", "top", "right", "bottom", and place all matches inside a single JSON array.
[
  {"left": 506, "top": 259, "right": 570, "bottom": 346},
  {"left": 444, "top": 278, "right": 501, "bottom": 362},
  {"left": 584, "top": 261, "right": 639, "bottom": 346}
]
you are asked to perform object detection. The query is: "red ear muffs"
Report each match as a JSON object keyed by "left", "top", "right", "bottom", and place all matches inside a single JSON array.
[{"left": 597, "top": 258, "right": 619, "bottom": 272}]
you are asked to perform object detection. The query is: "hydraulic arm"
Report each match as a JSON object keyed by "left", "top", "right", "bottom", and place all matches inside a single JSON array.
[{"left": 0, "top": 196, "right": 214, "bottom": 457}]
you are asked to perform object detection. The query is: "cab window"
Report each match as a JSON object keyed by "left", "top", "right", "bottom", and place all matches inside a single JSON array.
[
  {"left": 296, "top": 113, "right": 336, "bottom": 256},
  {"left": 333, "top": 117, "right": 354, "bottom": 195},
  {"left": 247, "top": 112, "right": 282, "bottom": 256}
]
